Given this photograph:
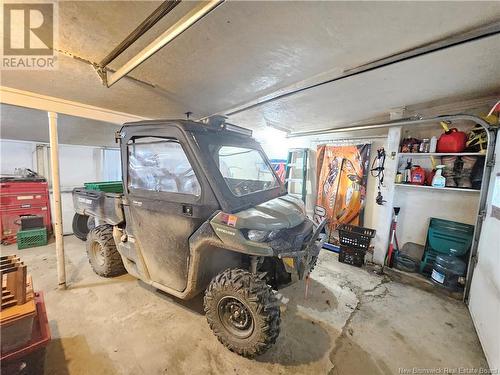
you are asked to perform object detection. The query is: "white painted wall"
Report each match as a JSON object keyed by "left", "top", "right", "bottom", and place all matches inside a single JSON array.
[
  {"left": 371, "top": 127, "right": 401, "bottom": 264},
  {"left": 0, "top": 139, "right": 121, "bottom": 234},
  {"left": 0, "top": 140, "right": 36, "bottom": 175},
  {"left": 393, "top": 189, "right": 479, "bottom": 246}
]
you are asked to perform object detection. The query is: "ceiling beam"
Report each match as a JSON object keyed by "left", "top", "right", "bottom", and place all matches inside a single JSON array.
[
  {"left": 99, "top": 1, "right": 181, "bottom": 68},
  {"left": 0, "top": 86, "right": 148, "bottom": 124},
  {"left": 105, "top": 0, "right": 224, "bottom": 87},
  {"left": 224, "top": 21, "right": 500, "bottom": 117}
]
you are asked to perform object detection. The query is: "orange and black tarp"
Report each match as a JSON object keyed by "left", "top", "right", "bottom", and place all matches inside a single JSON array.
[{"left": 314, "top": 144, "right": 370, "bottom": 241}]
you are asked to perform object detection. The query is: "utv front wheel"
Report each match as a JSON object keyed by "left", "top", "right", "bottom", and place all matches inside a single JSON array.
[
  {"left": 204, "top": 269, "right": 280, "bottom": 357},
  {"left": 86, "top": 225, "right": 126, "bottom": 277}
]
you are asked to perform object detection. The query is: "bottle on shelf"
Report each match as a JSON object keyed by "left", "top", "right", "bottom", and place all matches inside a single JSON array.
[
  {"left": 411, "top": 165, "right": 426, "bottom": 185},
  {"left": 429, "top": 136, "right": 437, "bottom": 153},
  {"left": 431, "top": 165, "right": 446, "bottom": 188}
]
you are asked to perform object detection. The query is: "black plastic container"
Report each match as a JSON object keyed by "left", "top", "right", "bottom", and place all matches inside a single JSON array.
[
  {"left": 394, "top": 252, "right": 419, "bottom": 273},
  {"left": 339, "top": 245, "right": 365, "bottom": 267},
  {"left": 337, "top": 224, "right": 376, "bottom": 250},
  {"left": 20, "top": 216, "right": 44, "bottom": 230}
]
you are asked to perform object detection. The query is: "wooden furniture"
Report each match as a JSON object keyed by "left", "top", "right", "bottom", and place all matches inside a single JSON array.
[
  {"left": 1, "top": 255, "right": 29, "bottom": 309},
  {"left": 0, "top": 255, "right": 36, "bottom": 353}
]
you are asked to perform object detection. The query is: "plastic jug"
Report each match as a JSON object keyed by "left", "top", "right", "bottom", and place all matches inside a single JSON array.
[
  {"left": 436, "top": 122, "right": 466, "bottom": 153},
  {"left": 411, "top": 165, "right": 425, "bottom": 185}
]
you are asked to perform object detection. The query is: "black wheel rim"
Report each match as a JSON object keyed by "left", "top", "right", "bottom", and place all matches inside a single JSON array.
[{"left": 217, "top": 296, "right": 254, "bottom": 339}]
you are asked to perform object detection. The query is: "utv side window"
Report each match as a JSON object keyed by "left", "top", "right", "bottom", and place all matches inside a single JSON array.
[{"left": 128, "top": 138, "right": 201, "bottom": 196}]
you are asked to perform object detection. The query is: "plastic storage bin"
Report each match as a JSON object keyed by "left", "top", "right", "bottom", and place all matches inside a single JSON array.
[
  {"left": 0, "top": 299, "right": 36, "bottom": 353},
  {"left": 1, "top": 292, "right": 51, "bottom": 375},
  {"left": 17, "top": 228, "right": 48, "bottom": 250},
  {"left": 337, "top": 224, "right": 376, "bottom": 250},
  {"left": 84, "top": 181, "right": 123, "bottom": 193},
  {"left": 427, "top": 218, "right": 474, "bottom": 256},
  {"left": 339, "top": 245, "right": 366, "bottom": 267}
]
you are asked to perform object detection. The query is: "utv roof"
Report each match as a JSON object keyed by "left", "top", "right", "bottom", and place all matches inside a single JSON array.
[{"left": 121, "top": 116, "right": 253, "bottom": 137}]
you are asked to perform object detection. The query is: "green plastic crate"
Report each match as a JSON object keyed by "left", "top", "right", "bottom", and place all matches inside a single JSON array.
[
  {"left": 17, "top": 228, "right": 47, "bottom": 250},
  {"left": 84, "top": 181, "right": 123, "bottom": 193},
  {"left": 427, "top": 218, "right": 474, "bottom": 256}
]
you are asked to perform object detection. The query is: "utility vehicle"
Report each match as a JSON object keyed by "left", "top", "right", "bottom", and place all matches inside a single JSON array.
[{"left": 72, "top": 117, "right": 325, "bottom": 357}]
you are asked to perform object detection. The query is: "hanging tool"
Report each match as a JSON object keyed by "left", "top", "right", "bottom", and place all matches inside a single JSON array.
[
  {"left": 386, "top": 207, "right": 401, "bottom": 267},
  {"left": 403, "top": 158, "right": 412, "bottom": 183},
  {"left": 370, "top": 148, "right": 386, "bottom": 205}
]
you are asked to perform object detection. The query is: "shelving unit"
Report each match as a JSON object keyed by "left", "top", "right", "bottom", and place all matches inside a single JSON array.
[
  {"left": 396, "top": 151, "right": 485, "bottom": 193},
  {"left": 395, "top": 184, "right": 480, "bottom": 193},
  {"left": 391, "top": 116, "right": 494, "bottom": 302},
  {"left": 398, "top": 152, "right": 485, "bottom": 157}
]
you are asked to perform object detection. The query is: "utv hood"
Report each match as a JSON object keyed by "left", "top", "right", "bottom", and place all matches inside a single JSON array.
[{"left": 232, "top": 195, "right": 306, "bottom": 231}]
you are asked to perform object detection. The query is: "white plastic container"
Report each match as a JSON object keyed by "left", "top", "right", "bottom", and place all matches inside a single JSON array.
[{"left": 429, "top": 136, "right": 438, "bottom": 153}]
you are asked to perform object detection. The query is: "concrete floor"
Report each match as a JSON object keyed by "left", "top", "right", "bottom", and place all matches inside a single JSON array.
[{"left": 1, "top": 236, "right": 487, "bottom": 375}]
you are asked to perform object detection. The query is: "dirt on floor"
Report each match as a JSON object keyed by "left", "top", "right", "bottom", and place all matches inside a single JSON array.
[{"left": 1, "top": 236, "right": 488, "bottom": 374}]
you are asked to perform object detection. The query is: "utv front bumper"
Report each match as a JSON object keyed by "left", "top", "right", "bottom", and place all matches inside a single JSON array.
[{"left": 277, "top": 219, "right": 326, "bottom": 279}]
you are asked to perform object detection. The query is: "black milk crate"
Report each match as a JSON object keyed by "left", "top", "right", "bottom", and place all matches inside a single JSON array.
[
  {"left": 337, "top": 224, "right": 376, "bottom": 250},
  {"left": 339, "top": 245, "right": 366, "bottom": 267},
  {"left": 20, "top": 215, "right": 44, "bottom": 230}
]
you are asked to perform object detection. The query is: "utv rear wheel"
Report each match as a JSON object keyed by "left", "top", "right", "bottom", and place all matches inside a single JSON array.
[
  {"left": 204, "top": 269, "right": 280, "bottom": 357},
  {"left": 86, "top": 225, "right": 126, "bottom": 277},
  {"left": 72, "top": 213, "right": 91, "bottom": 241}
]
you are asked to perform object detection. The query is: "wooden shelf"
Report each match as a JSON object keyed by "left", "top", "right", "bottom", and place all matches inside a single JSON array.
[
  {"left": 398, "top": 152, "right": 485, "bottom": 157},
  {"left": 395, "top": 183, "right": 480, "bottom": 193}
]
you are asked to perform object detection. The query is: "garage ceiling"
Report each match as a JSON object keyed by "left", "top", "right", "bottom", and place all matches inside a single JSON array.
[{"left": 1, "top": 1, "right": 500, "bottom": 133}]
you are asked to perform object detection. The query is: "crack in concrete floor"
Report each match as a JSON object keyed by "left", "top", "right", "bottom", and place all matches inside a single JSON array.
[{"left": 327, "top": 275, "right": 391, "bottom": 374}]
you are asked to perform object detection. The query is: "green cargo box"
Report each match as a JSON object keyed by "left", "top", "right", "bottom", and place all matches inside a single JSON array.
[
  {"left": 17, "top": 228, "right": 48, "bottom": 250},
  {"left": 83, "top": 181, "right": 123, "bottom": 193}
]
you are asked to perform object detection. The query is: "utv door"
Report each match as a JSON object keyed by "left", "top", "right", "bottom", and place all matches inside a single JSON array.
[{"left": 124, "top": 132, "right": 219, "bottom": 292}]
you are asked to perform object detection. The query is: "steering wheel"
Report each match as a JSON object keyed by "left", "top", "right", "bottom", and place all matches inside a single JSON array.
[{"left": 233, "top": 180, "right": 250, "bottom": 195}]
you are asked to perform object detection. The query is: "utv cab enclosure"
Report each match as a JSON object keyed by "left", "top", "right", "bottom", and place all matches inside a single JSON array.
[{"left": 73, "top": 118, "right": 325, "bottom": 357}]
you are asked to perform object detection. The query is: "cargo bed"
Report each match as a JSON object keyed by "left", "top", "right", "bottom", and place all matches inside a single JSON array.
[{"left": 72, "top": 188, "right": 124, "bottom": 225}]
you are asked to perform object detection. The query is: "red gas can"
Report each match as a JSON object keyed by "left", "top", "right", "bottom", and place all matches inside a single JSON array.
[
  {"left": 436, "top": 128, "right": 467, "bottom": 153},
  {"left": 0, "top": 180, "right": 52, "bottom": 244}
]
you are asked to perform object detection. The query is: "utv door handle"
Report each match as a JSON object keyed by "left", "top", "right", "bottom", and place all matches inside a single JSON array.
[{"left": 182, "top": 204, "right": 193, "bottom": 216}]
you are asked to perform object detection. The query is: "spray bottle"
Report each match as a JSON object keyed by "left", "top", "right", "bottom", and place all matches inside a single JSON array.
[{"left": 432, "top": 165, "right": 446, "bottom": 188}]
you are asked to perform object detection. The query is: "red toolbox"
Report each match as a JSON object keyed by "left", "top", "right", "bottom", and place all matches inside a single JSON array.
[
  {"left": 1, "top": 292, "right": 51, "bottom": 375},
  {"left": 0, "top": 181, "right": 52, "bottom": 244}
]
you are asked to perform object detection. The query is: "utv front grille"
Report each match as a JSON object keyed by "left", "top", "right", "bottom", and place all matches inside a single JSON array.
[{"left": 269, "top": 218, "right": 314, "bottom": 255}]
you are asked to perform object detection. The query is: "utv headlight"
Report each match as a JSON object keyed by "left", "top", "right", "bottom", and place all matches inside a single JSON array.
[{"left": 247, "top": 230, "right": 270, "bottom": 242}]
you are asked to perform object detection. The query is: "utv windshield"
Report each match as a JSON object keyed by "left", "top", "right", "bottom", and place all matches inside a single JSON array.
[{"left": 213, "top": 145, "right": 280, "bottom": 197}]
